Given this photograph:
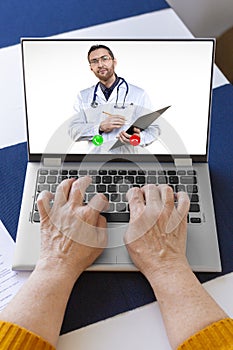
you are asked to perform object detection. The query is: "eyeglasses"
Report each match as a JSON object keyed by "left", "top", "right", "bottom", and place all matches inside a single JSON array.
[{"left": 89, "top": 55, "right": 113, "bottom": 66}]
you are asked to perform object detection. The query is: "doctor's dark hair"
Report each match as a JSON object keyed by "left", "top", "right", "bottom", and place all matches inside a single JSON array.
[{"left": 87, "top": 45, "right": 115, "bottom": 62}]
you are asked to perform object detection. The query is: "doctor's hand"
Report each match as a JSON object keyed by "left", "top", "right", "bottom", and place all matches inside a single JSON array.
[
  {"left": 37, "top": 177, "right": 108, "bottom": 282},
  {"left": 100, "top": 113, "right": 126, "bottom": 133},
  {"left": 118, "top": 127, "right": 140, "bottom": 144}
]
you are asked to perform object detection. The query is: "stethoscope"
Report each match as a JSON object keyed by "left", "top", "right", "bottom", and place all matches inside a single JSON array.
[{"left": 91, "top": 77, "right": 129, "bottom": 109}]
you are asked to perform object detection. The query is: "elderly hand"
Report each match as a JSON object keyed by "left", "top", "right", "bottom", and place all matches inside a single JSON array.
[
  {"left": 124, "top": 184, "right": 190, "bottom": 280},
  {"left": 37, "top": 176, "right": 108, "bottom": 281}
]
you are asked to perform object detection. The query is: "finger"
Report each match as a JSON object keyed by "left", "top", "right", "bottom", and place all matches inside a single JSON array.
[
  {"left": 133, "top": 127, "right": 141, "bottom": 134},
  {"left": 118, "top": 133, "right": 125, "bottom": 144},
  {"left": 97, "top": 215, "right": 108, "bottom": 248},
  {"left": 54, "top": 178, "right": 75, "bottom": 206},
  {"left": 37, "top": 190, "right": 54, "bottom": 220},
  {"left": 159, "top": 185, "right": 175, "bottom": 214},
  {"left": 127, "top": 187, "right": 145, "bottom": 221},
  {"left": 87, "top": 193, "right": 109, "bottom": 221},
  {"left": 165, "top": 191, "right": 190, "bottom": 234},
  {"left": 69, "top": 176, "right": 92, "bottom": 206},
  {"left": 114, "top": 115, "right": 126, "bottom": 122},
  {"left": 141, "top": 184, "right": 161, "bottom": 208},
  {"left": 176, "top": 191, "right": 190, "bottom": 219},
  {"left": 120, "top": 132, "right": 130, "bottom": 143}
]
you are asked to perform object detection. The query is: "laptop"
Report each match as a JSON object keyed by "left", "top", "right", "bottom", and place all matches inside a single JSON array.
[{"left": 13, "top": 38, "right": 221, "bottom": 272}]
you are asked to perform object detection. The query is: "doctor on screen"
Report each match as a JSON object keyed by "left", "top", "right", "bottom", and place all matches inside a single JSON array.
[{"left": 68, "top": 44, "right": 160, "bottom": 153}]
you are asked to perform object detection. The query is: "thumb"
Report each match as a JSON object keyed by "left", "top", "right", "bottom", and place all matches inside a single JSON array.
[{"left": 37, "top": 191, "right": 54, "bottom": 221}]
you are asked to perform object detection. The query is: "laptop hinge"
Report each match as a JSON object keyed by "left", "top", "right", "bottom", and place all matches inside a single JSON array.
[
  {"left": 174, "top": 158, "right": 192, "bottom": 167},
  {"left": 43, "top": 158, "right": 62, "bottom": 167}
]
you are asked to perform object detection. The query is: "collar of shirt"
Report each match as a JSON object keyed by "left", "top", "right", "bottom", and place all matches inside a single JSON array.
[{"left": 99, "top": 76, "right": 120, "bottom": 101}]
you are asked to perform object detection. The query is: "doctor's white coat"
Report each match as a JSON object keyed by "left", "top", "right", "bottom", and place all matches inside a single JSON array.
[{"left": 68, "top": 81, "right": 160, "bottom": 154}]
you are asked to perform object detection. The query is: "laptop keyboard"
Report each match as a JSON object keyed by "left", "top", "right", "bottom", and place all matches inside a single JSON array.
[{"left": 32, "top": 168, "right": 201, "bottom": 224}]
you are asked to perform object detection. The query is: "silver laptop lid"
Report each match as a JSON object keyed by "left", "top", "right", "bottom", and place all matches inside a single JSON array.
[{"left": 21, "top": 39, "right": 214, "bottom": 163}]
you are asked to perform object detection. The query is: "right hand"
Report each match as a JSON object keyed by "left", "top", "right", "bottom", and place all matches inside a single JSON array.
[
  {"left": 100, "top": 114, "right": 126, "bottom": 133},
  {"left": 124, "top": 185, "right": 190, "bottom": 280}
]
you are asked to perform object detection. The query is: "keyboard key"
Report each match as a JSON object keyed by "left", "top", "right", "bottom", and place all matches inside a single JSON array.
[
  {"left": 125, "top": 176, "right": 134, "bottom": 184},
  {"left": 110, "top": 193, "right": 121, "bottom": 202},
  {"left": 187, "top": 170, "right": 196, "bottom": 175},
  {"left": 108, "top": 170, "right": 117, "bottom": 175},
  {"left": 91, "top": 175, "right": 101, "bottom": 184},
  {"left": 118, "top": 170, "right": 127, "bottom": 175},
  {"left": 158, "top": 176, "right": 168, "bottom": 184},
  {"left": 58, "top": 175, "right": 68, "bottom": 183},
  {"left": 169, "top": 176, "right": 179, "bottom": 184},
  {"left": 167, "top": 170, "right": 176, "bottom": 175},
  {"left": 147, "top": 176, "right": 157, "bottom": 184},
  {"left": 187, "top": 185, "right": 198, "bottom": 193},
  {"left": 51, "top": 184, "right": 58, "bottom": 193},
  {"left": 102, "top": 212, "right": 130, "bottom": 222},
  {"left": 96, "top": 184, "right": 106, "bottom": 193},
  {"left": 114, "top": 175, "right": 123, "bottom": 184},
  {"left": 39, "top": 169, "right": 48, "bottom": 175},
  {"left": 69, "top": 170, "right": 78, "bottom": 175},
  {"left": 116, "top": 203, "right": 127, "bottom": 212},
  {"left": 190, "top": 217, "right": 202, "bottom": 223},
  {"left": 175, "top": 184, "right": 186, "bottom": 192},
  {"left": 180, "top": 176, "right": 197, "bottom": 184},
  {"left": 119, "top": 184, "right": 129, "bottom": 192},
  {"left": 98, "top": 170, "right": 107, "bottom": 175},
  {"left": 88, "top": 193, "right": 96, "bottom": 201},
  {"left": 60, "top": 170, "right": 68, "bottom": 175},
  {"left": 108, "top": 184, "right": 117, "bottom": 193},
  {"left": 79, "top": 170, "right": 88, "bottom": 175},
  {"left": 86, "top": 184, "right": 95, "bottom": 193},
  {"left": 38, "top": 175, "right": 46, "bottom": 184},
  {"left": 47, "top": 175, "right": 57, "bottom": 184},
  {"left": 37, "top": 184, "right": 50, "bottom": 192},
  {"left": 33, "top": 212, "right": 40, "bottom": 223},
  {"left": 189, "top": 203, "right": 200, "bottom": 212},
  {"left": 89, "top": 170, "right": 97, "bottom": 175},
  {"left": 102, "top": 193, "right": 109, "bottom": 201},
  {"left": 189, "top": 194, "right": 199, "bottom": 202},
  {"left": 102, "top": 176, "right": 112, "bottom": 184},
  {"left": 177, "top": 170, "right": 186, "bottom": 175},
  {"left": 50, "top": 169, "right": 58, "bottom": 175},
  {"left": 136, "top": 176, "right": 145, "bottom": 184},
  {"left": 103, "top": 202, "right": 115, "bottom": 212},
  {"left": 122, "top": 193, "right": 128, "bottom": 202},
  {"left": 128, "top": 170, "right": 137, "bottom": 175}
]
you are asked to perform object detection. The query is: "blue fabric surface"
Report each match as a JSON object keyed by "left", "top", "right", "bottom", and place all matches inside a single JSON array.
[
  {"left": 0, "top": 84, "right": 233, "bottom": 334},
  {"left": 0, "top": 142, "right": 27, "bottom": 241},
  {"left": 0, "top": 0, "right": 169, "bottom": 49}
]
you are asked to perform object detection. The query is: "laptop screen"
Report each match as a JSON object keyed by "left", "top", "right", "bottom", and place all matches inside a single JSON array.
[{"left": 22, "top": 39, "right": 214, "bottom": 161}]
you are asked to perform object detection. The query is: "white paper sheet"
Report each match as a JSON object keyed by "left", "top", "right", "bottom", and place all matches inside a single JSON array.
[
  {"left": 57, "top": 272, "right": 233, "bottom": 350},
  {"left": 0, "top": 221, "right": 30, "bottom": 312}
]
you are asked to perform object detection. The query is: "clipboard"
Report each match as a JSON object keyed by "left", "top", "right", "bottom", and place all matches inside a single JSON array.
[{"left": 109, "top": 105, "right": 171, "bottom": 150}]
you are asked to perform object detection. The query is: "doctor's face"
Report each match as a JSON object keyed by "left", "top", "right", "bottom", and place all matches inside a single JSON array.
[{"left": 89, "top": 48, "right": 116, "bottom": 83}]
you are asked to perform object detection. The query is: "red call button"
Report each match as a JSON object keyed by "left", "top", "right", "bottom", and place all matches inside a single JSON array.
[{"left": 129, "top": 134, "right": 140, "bottom": 146}]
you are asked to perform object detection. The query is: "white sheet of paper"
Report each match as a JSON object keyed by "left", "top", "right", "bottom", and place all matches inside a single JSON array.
[
  {"left": 0, "top": 221, "right": 31, "bottom": 312},
  {"left": 57, "top": 272, "right": 233, "bottom": 350}
]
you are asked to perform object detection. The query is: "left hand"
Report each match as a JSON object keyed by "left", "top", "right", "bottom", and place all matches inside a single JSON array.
[
  {"left": 118, "top": 127, "right": 141, "bottom": 144},
  {"left": 36, "top": 177, "right": 108, "bottom": 281}
]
